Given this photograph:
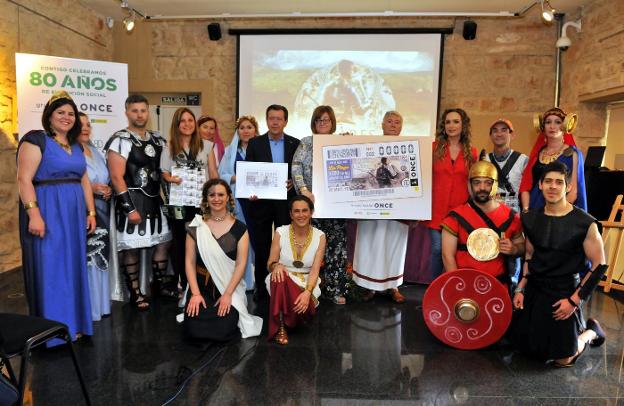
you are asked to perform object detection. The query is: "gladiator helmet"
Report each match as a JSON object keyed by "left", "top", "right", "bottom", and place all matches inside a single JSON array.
[{"left": 469, "top": 160, "right": 498, "bottom": 199}]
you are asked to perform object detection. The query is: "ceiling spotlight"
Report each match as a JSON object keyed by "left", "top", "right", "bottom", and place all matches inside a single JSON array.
[
  {"left": 123, "top": 12, "right": 135, "bottom": 31},
  {"left": 120, "top": 0, "right": 130, "bottom": 9},
  {"left": 541, "top": 0, "right": 555, "bottom": 22},
  {"left": 105, "top": 16, "right": 114, "bottom": 29}
]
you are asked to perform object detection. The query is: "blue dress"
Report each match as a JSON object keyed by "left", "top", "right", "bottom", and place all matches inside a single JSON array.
[
  {"left": 218, "top": 138, "right": 255, "bottom": 290},
  {"left": 18, "top": 131, "right": 93, "bottom": 343},
  {"left": 529, "top": 145, "right": 587, "bottom": 211},
  {"left": 85, "top": 144, "right": 111, "bottom": 321}
]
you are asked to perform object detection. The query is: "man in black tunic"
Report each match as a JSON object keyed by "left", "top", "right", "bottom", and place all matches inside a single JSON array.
[{"left": 511, "top": 161, "right": 607, "bottom": 367}]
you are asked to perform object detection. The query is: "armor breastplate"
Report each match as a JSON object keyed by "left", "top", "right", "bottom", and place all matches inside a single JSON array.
[
  {"left": 124, "top": 133, "right": 163, "bottom": 197},
  {"left": 104, "top": 129, "right": 167, "bottom": 236}
]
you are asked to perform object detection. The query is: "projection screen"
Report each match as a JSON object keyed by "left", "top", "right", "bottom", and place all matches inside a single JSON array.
[{"left": 237, "top": 32, "right": 444, "bottom": 138}]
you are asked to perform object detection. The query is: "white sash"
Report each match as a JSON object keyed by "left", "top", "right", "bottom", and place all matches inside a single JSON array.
[{"left": 191, "top": 215, "right": 262, "bottom": 338}]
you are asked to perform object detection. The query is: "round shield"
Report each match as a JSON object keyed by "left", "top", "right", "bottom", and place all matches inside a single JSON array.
[
  {"left": 422, "top": 268, "right": 512, "bottom": 350},
  {"left": 467, "top": 228, "right": 499, "bottom": 261}
]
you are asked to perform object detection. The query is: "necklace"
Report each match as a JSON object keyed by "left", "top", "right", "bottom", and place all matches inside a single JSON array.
[
  {"left": 52, "top": 136, "right": 72, "bottom": 155},
  {"left": 540, "top": 146, "right": 564, "bottom": 164},
  {"left": 289, "top": 224, "right": 313, "bottom": 268},
  {"left": 211, "top": 214, "right": 226, "bottom": 222}
]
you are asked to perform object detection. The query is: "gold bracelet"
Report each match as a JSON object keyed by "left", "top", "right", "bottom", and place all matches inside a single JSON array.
[
  {"left": 300, "top": 186, "right": 308, "bottom": 192},
  {"left": 24, "top": 201, "right": 38, "bottom": 210},
  {"left": 87, "top": 210, "right": 97, "bottom": 217},
  {"left": 305, "top": 285, "right": 313, "bottom": 293}
]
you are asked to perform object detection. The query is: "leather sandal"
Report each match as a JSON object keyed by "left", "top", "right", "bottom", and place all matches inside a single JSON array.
[
  {"left": 124, "top": 262, "right": 150, "bottom": 311},
  {"left": 331, "top": 295, "right": 346, "bottom": 305},
  {"left": 275, "top": 324, "right": 289, "bottom": 345},
  {"left": 362, "top": 290, "right": 375, "bottom": 302},
  {"left": 389, "top": 288, "right": 406, "bottom": 304},
  {"left": 552, "top": 345, "right": 587, "bottom": 368}
]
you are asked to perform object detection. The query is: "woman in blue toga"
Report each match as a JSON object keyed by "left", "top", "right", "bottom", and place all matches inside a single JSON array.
[{"left": 17, "top": 91, "right": 97, "bottom": 343}]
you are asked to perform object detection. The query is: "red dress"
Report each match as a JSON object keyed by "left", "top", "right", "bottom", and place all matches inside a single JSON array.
[
  {"left": 423, "top": 143, "right": 478, "bottom": 231},
  {"left": 441, "top": 202, "right": 522, "bottom": 278}
]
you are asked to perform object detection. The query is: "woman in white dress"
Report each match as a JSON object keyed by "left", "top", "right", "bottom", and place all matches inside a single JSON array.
[{"left": 266, "top": 195, "right": 326, "bottom": 345}]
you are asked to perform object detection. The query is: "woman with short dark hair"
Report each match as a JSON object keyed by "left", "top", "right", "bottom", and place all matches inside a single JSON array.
[{"left": 291, "top": 105, "right": 349, "bottom": 305}]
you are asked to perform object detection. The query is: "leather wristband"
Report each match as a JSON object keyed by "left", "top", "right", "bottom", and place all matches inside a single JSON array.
[
  {"left": 117, "top": 191, "right": 136, "bottom": 215},
  {"left": 566, "top": 297, "right": 578, "bottom": 308}
]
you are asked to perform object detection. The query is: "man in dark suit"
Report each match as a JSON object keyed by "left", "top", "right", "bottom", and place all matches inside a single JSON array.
[{"left": 246, "top": 104, "right": 300, "bottom": 299}]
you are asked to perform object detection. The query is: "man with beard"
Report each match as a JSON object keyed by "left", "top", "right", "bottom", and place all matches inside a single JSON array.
[
  {"left": 441, "top": 160, "right": 524, "bottom": 282},
  {"left": 106, "top": 94, "right": 172, "bottom": 310}
]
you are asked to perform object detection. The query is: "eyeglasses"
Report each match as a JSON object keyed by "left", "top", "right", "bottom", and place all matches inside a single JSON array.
[{"left": 315, "top": 118, "right": 331, "bottom": 125}]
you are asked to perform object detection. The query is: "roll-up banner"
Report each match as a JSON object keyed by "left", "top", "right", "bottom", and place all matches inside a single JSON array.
[{"left": 15, "top": 53, "right": 128, "bottom": 150}]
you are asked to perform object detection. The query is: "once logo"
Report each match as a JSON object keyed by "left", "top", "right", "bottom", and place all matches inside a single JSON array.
[{"left": 374, "top": 202, "right": 393, "bottom": 208}]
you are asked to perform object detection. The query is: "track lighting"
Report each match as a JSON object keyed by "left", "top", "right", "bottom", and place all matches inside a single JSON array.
[
  {"left": 540, "top": 0, "right": 555, "bottom": 23},
  {"left": 123, "top": 12, "right": 135, "bottom": 31}
]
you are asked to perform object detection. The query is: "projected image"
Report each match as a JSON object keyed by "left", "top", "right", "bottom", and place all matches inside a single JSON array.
[
  {"left": 239, "top": 34, "right": 442, "bottom": 139},
  {"left": 293, "top": 59, "right": 395, "bottom": 135}
]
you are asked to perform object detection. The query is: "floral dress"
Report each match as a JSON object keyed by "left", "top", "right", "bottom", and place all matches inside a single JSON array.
[{"left": 292, "top": 135, "right": 349, "bottom": 298}]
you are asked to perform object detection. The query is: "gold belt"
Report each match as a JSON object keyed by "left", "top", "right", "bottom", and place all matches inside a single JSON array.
[
  {"left": 289, "top": 271, "right": 308, "bottom": 284},
  {"left": 196, "top": 265, "right": 211, "bottom": 286}
]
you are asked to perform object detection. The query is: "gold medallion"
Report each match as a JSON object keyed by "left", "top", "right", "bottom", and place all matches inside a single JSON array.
[
  {"left": 289, "top": 225, "right": 313, "bottom": 269},
  {"left": 466, "top": 228, "right": 499, "bottom": 261}
]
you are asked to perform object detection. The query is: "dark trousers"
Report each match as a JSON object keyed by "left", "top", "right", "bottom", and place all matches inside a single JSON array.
[
  {"left": 169, "top": 206, "right": 199, "bottom": 290},
  {"left": 248, "top": 200, "right": 290, "bottom": 294}
]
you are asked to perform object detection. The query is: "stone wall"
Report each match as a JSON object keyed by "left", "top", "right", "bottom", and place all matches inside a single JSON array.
[
  {"left": 559, "top": 0, "right": 624, "bottom": 152},
  {"left": 2, "top": 0, "right": 622, "bottom": 272},
  {"left": 0, "top": 0, "right": 114, "bottom": 272},
  {"left": 117, "top": 11, "right": 560, "bottom": 154}
]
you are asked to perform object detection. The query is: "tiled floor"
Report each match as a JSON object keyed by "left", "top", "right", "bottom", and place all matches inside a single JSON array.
[{"left": 1, "top": 269, "right": 623, "bottom": 405}]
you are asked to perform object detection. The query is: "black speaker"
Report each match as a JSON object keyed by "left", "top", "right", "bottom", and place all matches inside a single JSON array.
[
  {"left": 462, "top": 20, "right": 477, "bottom": 40},
  {"left": 207, "top": 23, "right": 221, "bottom": 41}
]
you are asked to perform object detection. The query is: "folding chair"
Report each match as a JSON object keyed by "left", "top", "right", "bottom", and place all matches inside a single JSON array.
[{"left": 0, "top": 313, "right": 91, "bottom": 405}]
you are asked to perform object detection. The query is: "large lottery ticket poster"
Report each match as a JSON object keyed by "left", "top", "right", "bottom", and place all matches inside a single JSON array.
[{"left": 312, "top": 135, "right": 432, "bottom": 220}]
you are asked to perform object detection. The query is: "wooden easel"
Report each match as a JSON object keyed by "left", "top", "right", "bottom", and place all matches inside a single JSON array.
[{"left": 599, "top": 194, "right": 624, "bottom": 293}]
